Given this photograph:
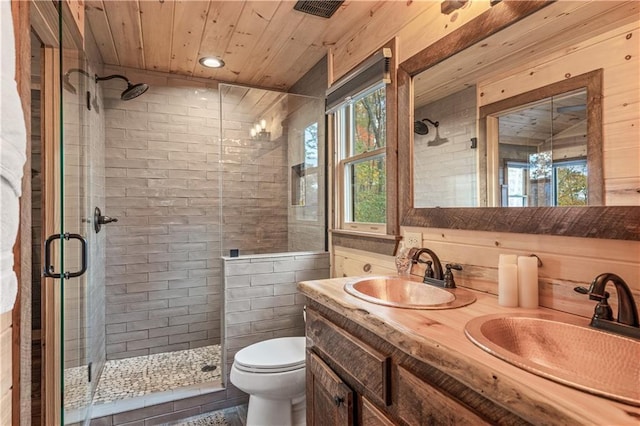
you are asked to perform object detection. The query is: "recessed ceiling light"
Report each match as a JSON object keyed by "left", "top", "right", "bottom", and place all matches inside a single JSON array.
[{"left": 199, "top": 57, "right": 225, "bottom": 69}]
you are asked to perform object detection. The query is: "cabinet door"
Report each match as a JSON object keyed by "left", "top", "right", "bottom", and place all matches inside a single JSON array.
[
  {"left": 397, "top": 365, "right": 490, "bottom": 425},
  {"left": 306, "top": 308, "right": 390, "bottom": 406},
  {"left": 307, "top": 351, "right": 354, "bottom": 426},
  {"left": 360, "top": 397, "right": 394, "bottom": 426}
]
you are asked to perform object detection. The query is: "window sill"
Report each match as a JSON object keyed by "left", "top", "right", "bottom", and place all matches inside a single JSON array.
[
  {"left": 330, "top": 228, "right": 399, "bottom": 240},
  {"left": 330, "top": 229, "right": 401, "bottom": 256}
]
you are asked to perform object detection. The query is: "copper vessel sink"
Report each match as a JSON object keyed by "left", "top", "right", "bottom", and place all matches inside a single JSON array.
[
  {"left": 465, "top": 313, "right": 640, "bottom": 406},
  {"left": 343, "top": 276, "right": 476, "bottom": 309}
]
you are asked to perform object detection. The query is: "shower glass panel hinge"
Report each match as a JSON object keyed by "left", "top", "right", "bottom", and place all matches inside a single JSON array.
[
  {"left": 86, "top": 91, "right": 91, "bottom": 111},
  {"left": 88, "top": 362, "right": 92, "bottom": 383}
]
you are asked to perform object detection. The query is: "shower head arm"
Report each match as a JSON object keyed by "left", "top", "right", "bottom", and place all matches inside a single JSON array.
[
  {"left": 421, "top": 118, "right": 439, "bottom": 128},
  {"left": 65, "top": 68, "right": 93, "bottom": 79},
  {"left": 95, "top": 74, "right": 132, "bottom": 86},
  {"left": 94, "top": 74, "right": 149, "bottom": 101}
]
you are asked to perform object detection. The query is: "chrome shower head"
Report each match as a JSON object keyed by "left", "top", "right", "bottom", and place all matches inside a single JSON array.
[{"left": 95, "top": 74, "right": 149, "bottom": 100}]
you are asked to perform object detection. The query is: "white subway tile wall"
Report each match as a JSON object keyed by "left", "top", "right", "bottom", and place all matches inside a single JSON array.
[
  {"left": 414, "top": 85, "right": 478, "bottom": 207},
  {"left": 103, "top": 69, "right": 326, "bottom": 360},
  {"left": 90, "top": 58, "right": 328, "bottom": 425},
  {"left": 223, "top": 252, "right": 329, "bottom": 374},
  {"left": 104, "top": 70, "right": 222, "bottom": 360}
]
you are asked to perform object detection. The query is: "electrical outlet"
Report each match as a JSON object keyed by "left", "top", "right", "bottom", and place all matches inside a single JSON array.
[{"left": 403, "top": 231, "right": 422, "bottom": 248}]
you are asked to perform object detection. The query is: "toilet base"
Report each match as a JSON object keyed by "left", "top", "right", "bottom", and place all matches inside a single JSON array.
[{"left": 246, "top": 394, "right": 306, "bottom": 426}]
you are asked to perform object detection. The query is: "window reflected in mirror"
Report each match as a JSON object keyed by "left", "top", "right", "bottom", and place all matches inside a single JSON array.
[{"left": 495, "top": 89, "right": 588, "bottom": 207}]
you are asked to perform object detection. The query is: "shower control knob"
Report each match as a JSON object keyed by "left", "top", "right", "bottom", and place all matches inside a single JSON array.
[
  {"left": 94, "top": 207, "right": 118, "bottom": 233},
  {"left": 99, "top": 216, "right": 118, "bottom": 225}
]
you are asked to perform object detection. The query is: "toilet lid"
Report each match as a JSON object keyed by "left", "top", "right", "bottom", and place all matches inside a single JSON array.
[{"left": 234, "top": 337, "right": 306, "bottom": 373}]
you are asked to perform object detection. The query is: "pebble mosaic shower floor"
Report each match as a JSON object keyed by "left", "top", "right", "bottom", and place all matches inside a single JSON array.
[{"left": 64, "top": 344, "right": 222, "bottom": 410}]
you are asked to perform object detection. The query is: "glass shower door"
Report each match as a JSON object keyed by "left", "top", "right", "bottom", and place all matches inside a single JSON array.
[
  {"left": 59, "top": 48, "right": 92, "bottom": 424},
  {"left": 59, "top": 5, "right": 94, "bottom": 424}
]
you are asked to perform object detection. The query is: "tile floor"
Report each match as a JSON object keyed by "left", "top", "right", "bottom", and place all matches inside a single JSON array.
[
  {"left": 167, "top": 404, "right": 248, "bottom": 426},
  {"left": 64, "top": 344, "right": 222, "bottom": 411}
]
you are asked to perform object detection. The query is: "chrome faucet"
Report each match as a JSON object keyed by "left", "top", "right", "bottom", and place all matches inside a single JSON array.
[{"left": 574, "top": 273, "right": 640, "bottom": 339}]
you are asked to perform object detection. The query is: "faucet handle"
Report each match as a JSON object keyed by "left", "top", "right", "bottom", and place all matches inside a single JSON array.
[
  {"left": 443, "top": 264, "right": 462, "bottom": 288},
  {"left": 592, "top": 291, "right": 614, "bottom": 321},
  {"left": 575, "top": 286, "right": 614, "bottom": 322},
  {"left": 574, "top": 286, "right": 611, "bottom": 302}
]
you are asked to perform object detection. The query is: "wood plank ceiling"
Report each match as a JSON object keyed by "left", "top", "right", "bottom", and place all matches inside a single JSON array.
[{"left": 85, "top": 0, "right": 381, "bottom": 91}]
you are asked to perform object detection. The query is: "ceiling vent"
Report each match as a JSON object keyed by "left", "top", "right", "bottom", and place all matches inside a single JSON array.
[{"left": 293, "top": 1, "right": 344, "bottom": 19}]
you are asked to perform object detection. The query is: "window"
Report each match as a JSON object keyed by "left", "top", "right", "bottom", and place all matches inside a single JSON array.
[
  {"left": 291, "top": 123, "right": 320, "bottom": 221},
  {"left": 503, "top": 158, "right": 587, "bottom": 207},
  {"left": 504, "top": 161, "right": 529, "bottom": 207},
  {"left": 554, "top": 159, "right": 587, "bottom": 206},
  {"left": 335, "top": 83, "right": 387, "bottom": 230}
]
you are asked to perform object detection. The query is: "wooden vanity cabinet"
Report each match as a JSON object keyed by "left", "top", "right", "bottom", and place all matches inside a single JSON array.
[
  {"left": 307, "top": 351, "right": 355, "bottom": 426},
  {"left": 305, "top": 302, "right": 528, "bottom": 425},
  {"left": 307, "top": 350, "right": 395, "bottom": 426}
]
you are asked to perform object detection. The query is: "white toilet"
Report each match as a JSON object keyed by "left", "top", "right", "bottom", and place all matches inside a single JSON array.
[{"left": 230, "top": 336, "right": 306, "bottom": 426}]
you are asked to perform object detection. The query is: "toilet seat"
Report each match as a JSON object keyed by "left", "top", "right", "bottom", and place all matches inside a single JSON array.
[{"left": 234, "top": 337, "right": 305, "bottom": 373}]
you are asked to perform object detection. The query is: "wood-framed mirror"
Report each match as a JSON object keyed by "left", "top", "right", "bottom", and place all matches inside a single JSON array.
[{"left": 398, "top": 0, "right": 640, "bottom": 240}]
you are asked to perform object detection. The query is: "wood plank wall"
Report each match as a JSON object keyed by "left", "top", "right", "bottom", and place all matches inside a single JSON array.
[
  {"left": 4, "top": 1, "right": 31, "bottom": 426},
  {"left": 477, "top": 21, "right": 640, "bottom": 206},
  {"left": 1, "top": 311, "right": 12, "bottom": 426},
  {"left": 334, "top": 224, "right": 640, "bottom": 320},
  {"left": 330, "top": 1, "right": 492, "bottom": 83},
  {"left": 330, "top": 1, "right": 640, "bottom": 320}
]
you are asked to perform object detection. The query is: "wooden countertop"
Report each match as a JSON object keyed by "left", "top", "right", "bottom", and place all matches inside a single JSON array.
[{"left": 298, "top": 276, "right": 640, "bottom": 425}]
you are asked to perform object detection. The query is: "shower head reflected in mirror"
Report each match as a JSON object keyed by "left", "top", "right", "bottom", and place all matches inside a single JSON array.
[
  {"left": 414, "top": 118, "right": 439, "bottom": 135},
  {"left": 414, "top": 118, "right": 449, "bottom": 146},
  {"left": 95, "top": 74, "right": 149, "bottom": 100}
]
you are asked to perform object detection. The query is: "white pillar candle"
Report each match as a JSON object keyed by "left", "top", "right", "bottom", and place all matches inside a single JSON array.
[
  {"left": 499, "top": 254, "right": 517, "bottom": 265},
  {"left": 498, "top": 263, "right": 518, "bottom": 307},
  {"left": 518, "top": 256, "right": 539, "bottom": 308}
]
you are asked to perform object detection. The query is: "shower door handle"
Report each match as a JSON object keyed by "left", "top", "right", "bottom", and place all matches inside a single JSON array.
[{"left": 43, "top": 233, "right": 88, "bottom": 279}]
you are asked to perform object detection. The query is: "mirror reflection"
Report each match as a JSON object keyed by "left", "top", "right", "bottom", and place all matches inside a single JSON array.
[
  {"left": 494, "top": 89, "right": 588, "bottom": 207},
  {"left": 411, "top": 2, "right": 639, "bottom": 209},
  {"left": 413, "top": 86, "right": 477, "bottom": 208},
  {"left": 412, "top": 50, "right": 597, "bottom": 209}
]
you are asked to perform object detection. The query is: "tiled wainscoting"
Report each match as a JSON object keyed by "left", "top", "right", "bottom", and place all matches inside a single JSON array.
[{"left": 223, "top": 251, "right": 330, "bottom": 376}]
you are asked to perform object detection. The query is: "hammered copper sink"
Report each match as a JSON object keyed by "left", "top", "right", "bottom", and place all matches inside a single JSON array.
[
  {"left": 343, "top": 276, "right": 476, "bottom": 309},
  {"left": 465, "top": 313, "right": 640, "bottom": 406}
]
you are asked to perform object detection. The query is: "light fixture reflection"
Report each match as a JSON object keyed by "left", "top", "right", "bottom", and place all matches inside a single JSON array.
[{"left": 250, "top": 119, "right": 270, "bottom": 140}]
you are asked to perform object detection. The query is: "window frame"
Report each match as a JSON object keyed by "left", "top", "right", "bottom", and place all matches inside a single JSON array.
[
  {"left": 335, "top": 82, "right": 388, "bottom": 234},
  {"left": 328, "top": 39, "right": 399, "bottom": 242}
]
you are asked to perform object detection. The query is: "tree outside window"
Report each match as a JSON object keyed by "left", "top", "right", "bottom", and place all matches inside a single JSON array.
[{"left": 340, "top": 85, "right": 387, "bottom": 225}]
